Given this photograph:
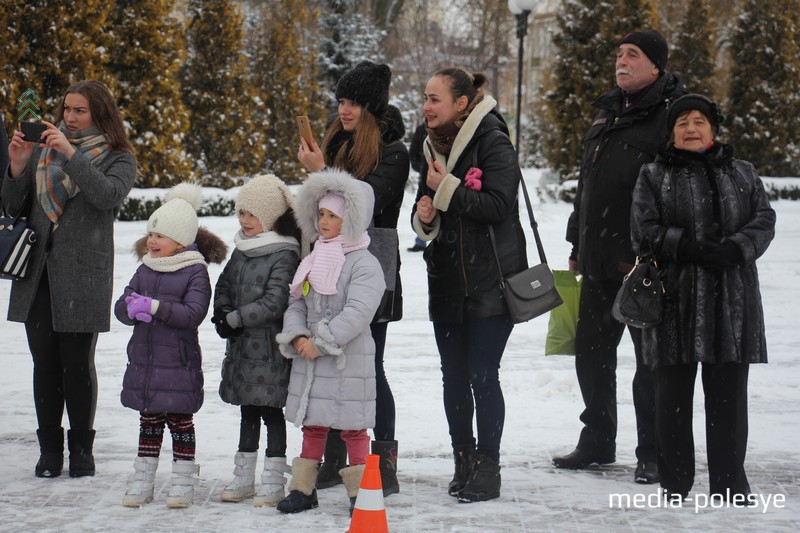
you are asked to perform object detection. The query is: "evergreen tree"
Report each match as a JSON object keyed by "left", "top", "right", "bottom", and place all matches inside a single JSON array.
[
  {"left": 0, "top": 0, "right": 26, "bottom": 131},
  {"left": 2, "top": 0, "right": 113, "bottom": 116},
  {"left": 541, "top": 0, "right": 658, "bottom": 180},
  {"left": 669, "top": 0, "right": 715, "bottom": 94},
  {"left": 109, "top": 0, "right": 193, "bottom": 187},
  {"left": 248, "top": 0, "right": 327, "bottom": 181},
  {"left": 317, "top": 0, "right": 385, "bottom": 91},
  {"left": 728, "top": 0, "right": 800, "bottom": 176},
  {"left": 182, "top": 0, "right": 266, "bottom": 186}
]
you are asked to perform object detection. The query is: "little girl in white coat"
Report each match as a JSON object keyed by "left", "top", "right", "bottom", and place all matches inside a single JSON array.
[{"left": 275, "top": 169, "right": 385, "bottom": 515}]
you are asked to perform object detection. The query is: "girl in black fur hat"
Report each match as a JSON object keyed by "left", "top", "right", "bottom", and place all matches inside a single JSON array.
[{"left": 297, "top": 60, "right": 409, "bottom": 497}]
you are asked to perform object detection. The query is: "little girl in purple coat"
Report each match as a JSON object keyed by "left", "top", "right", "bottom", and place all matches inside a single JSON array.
[{"left": 114, "top": 183, "right": 226, "bottom": 509}]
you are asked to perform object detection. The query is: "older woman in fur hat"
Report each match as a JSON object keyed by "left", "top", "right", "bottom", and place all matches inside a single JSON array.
[
  {"left": 297, "top": 60, "right": 409, "bottom": 496},
  {"left": 631, "top": 94, "right": 776, "bottom": 502}
]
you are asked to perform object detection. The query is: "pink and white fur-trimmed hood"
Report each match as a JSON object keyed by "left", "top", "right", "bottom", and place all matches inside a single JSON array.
[{"left": 293, "top": 168, "right": 375, "bottom": 245}]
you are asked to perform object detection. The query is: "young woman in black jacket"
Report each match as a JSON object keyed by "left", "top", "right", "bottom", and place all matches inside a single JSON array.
[
  {"left": 412, "top": 67, "right": 527, "bottom": 503},
  {"left": 297, "top": 61, "right": 409, "bottom": 496}
]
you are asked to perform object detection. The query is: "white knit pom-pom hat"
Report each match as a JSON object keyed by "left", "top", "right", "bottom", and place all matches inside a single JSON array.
[{"left": 147, "top": 182, "right": 203, "bottom": 246}]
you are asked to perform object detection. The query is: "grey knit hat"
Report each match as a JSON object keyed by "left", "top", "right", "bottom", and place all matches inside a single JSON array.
[{"left": 235, "top": 174, "right": 294, "bottom": 233}]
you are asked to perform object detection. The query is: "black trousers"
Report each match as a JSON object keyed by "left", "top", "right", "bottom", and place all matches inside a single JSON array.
[
  {"left": 655, "top": 362, "right": 750, "bottom": 497},
  {"left": 574, "top": 276, "right": 655, "bottom": 462},
  {"left": 238, "top": 405, "right": 287, "bottom": 457},
  {"left": 371, "top": 322, "right": 396, "bottom": 441},
  {"left": 435, "top": 314, "right": 514, "bottom": 461},
  {"left": 25, "top": 269, "right": 98, "bottom": 431}
]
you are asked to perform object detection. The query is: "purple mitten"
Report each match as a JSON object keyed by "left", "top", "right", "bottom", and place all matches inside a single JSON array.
[{"left": 127, "top": 295, "right": 153, "bottom": 321}]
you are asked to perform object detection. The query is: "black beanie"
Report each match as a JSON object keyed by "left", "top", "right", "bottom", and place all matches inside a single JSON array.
[
  {"left": 618, "top": 29, "right": 668, "bottom": 73},
  {"left": 667, "top": 94, "right": 725, "bottom": 133},
  {"left": 335, "top": 61, "right": 392, "bottom": 118}
]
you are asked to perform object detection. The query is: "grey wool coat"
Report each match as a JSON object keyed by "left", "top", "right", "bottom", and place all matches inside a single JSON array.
[
  {"left": 2, "top": 147, "right": 136, "bottom": 332},
  {"left": 276, "top": 169, "right": 385, "bottom": 429},
  {"left": 631, "top": 143, "right": 776, "bottom": 367},
  {"left": 215, "top": 237, "right": 300, "bottom": 408}
]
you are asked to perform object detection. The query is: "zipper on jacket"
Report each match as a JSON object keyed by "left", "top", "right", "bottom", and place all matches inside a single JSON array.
[{"left": 142, "top": 276, "right": 160, "bottom": 412}]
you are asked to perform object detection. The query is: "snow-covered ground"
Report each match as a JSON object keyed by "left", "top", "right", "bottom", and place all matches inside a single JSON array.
[{"left": 1, "top": 170, "right": 798, "bottom": 532}]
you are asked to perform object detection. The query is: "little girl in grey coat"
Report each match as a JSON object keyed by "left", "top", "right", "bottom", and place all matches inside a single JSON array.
[
  {"left": 212, "top": 174, "right": 301, "bottom": 506},
  {"left": 275, "top": 169, "right": 385, "bottom": 515}
]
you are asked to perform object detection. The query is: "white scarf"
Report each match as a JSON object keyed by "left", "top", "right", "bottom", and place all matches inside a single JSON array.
[
  {"left": 142, "top": 250, "right": 207, "bottom": 273},
  {"left": 234, "top": 230, "right": 299, "bottom": 253}
]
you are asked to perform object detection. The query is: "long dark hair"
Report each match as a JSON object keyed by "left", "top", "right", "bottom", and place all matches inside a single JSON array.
[{"left": 54, "top": 80, "right": 134, "bottom": 155}]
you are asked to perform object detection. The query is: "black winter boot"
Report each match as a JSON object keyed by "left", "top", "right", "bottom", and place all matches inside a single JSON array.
[
  {"left": 371, "top": 440, "right": 399, "bottom": 496},
  {"left": 448, "top": 446, "right": 474, "bottom": 497},
  {"left": 457, "top": 454, "right": 501, "bottom": 503},
  {"left": 35, "top": 427, "right": 64, "bottom": 478},
  {"left": 315, "top": 430, "right": 346, "bottom": 489},
  {"left": 67, "top": 429, "right": 96, "bottom": 477},
  {"left": 277, "top": 457, "right": 319, "bottom": 514}
]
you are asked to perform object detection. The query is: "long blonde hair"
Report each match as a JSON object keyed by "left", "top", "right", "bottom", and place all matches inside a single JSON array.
[{"left": 321, "top": 110, "right": 382, "bottom": 179}]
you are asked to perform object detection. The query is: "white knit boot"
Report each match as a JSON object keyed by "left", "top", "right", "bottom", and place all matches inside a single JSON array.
[
  {"left": 165, "top": 460, "right": 200, "bottom": 508},
  {"left": 252, "top": 456, "right": 291, "bottom": 507},
  {"left": 220, "top": 451, "right": 258, "bottom": 502},
  {"left": 122, "top": 456, "right": 159, "bottom": 507}
]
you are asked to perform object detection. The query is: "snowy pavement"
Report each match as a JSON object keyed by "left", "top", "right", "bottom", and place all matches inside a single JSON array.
[{"left": 1, "top": 177, "right": 798, "bottom": 532}]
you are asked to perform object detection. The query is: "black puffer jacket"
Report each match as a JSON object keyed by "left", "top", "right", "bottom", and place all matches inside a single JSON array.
[
  {"left": 412, "top": 97, "right": 527, "bottom": 323},
  {"left": 363, "top": 106, "right": 410, "bottom": 323},
  {"left": 567, "top": 73, "right": 686, "bottom": 282},
  {"left": 631, "top": 143, "right": 775, "bottom": 367},
  {"left": 324, "top": 105, "right": 410, "bottom": 323}
]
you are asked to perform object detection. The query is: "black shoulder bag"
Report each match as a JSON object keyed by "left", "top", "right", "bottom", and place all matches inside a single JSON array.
[{"left": 489, "top": 174, "right": 563, "bottom": 324}]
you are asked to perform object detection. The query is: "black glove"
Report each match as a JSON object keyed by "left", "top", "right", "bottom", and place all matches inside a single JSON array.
[
  {"left": 676, "top": 237, "right": 704, "bottom": 263},
  {"left": 211, "top": 307, "right": 244, "bottom": 339},
  {"left": 699, "top": 241, "right": 742, "bottom": 270}
]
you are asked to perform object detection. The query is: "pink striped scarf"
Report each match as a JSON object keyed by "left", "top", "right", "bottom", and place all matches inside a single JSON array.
[{"left": 289, "top": 232, "right": 371, "bottom": 297}]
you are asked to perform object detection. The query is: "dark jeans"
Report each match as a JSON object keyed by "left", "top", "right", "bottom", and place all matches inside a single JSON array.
[
  {"left": 371, "top": 322, "right": 396, "bottom": 441},
  {"left": 25, "top": 270, "right": 98, "bottom": 431},
  {"left": 574, "top": 276, "right": 655, "bottom": 462},
  {"left": 434, "top": 314, "right": 513, "bottom": 461},
  {"left": 238, "top": 404, "right": 287, "bottom": 457},
  {"left": 655, "top": 362, "right": 750, "bottom": 497}
]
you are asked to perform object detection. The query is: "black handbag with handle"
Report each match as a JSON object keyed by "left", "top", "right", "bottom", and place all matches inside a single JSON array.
[
  {"left": 489, "top": 174, "right": 563, "bottom": 324},
  {"left": 0, "top": 201, "right": 37, "bottom": 280},
  {"left": 611, "top": 255, "right": 664, "bottom": 328}
]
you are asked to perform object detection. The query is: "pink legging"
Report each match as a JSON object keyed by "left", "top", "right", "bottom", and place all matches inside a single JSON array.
[{"left": 301, "top": 426, "right": 369, "bottom": 466}]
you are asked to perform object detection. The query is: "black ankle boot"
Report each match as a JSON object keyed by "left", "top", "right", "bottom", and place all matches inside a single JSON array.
[
  {"left": 316, "top": 430, "right": 346, "bottom": 489},
  {"left": 457, "top": 454, "right": 501, "bottom": 503},
  {"left": 448, "top": 446, "right": 474, "bottom": 497},
  {"left": 277, "top": 489, "right": 319, "bottom": 513},
  {"left": 35, "top": 427, "right": 64, "bottom": 478},
  {"left": 67, "top": 429, "right": 96, "bottom": 477},
  {"left": 371, "top": 440, "right": 399, "bottom": 496}
]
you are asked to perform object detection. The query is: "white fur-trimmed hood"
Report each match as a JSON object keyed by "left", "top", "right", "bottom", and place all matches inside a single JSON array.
[{"left": 293, "top": 168, "right": 374, "bottom": 244}]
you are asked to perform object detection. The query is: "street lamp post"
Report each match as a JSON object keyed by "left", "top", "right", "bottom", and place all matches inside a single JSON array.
[{"left": 508, "top": 0, "right": 537, "bottom": 158}]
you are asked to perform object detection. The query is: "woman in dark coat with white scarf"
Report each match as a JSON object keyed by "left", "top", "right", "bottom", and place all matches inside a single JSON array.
[
  {"left": 412, "top": 67, "right": 527, "bottom": 503},
  {"left": 631, "top": 94, "right": 775, "bottom": 502}
]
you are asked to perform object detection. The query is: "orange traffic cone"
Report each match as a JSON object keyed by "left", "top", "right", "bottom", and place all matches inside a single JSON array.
[{"left": 347, "top": 454, "right": 389, "bottom": 533}]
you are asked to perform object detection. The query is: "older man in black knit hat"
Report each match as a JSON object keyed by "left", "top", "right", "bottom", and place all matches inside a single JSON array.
[{"left": 554, "top": 29, "right": 687, "bottom": 484}]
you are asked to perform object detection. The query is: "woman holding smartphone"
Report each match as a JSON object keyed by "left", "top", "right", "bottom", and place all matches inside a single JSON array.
[
  {"left": 297, "top": 61, "right": 409, "bottom": 496},
  {"left": 3, "top": 80, "right": 136, "bottom": 478},
  {"left": 411, "top": 67, "right": 527, "bottom": 503}
]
